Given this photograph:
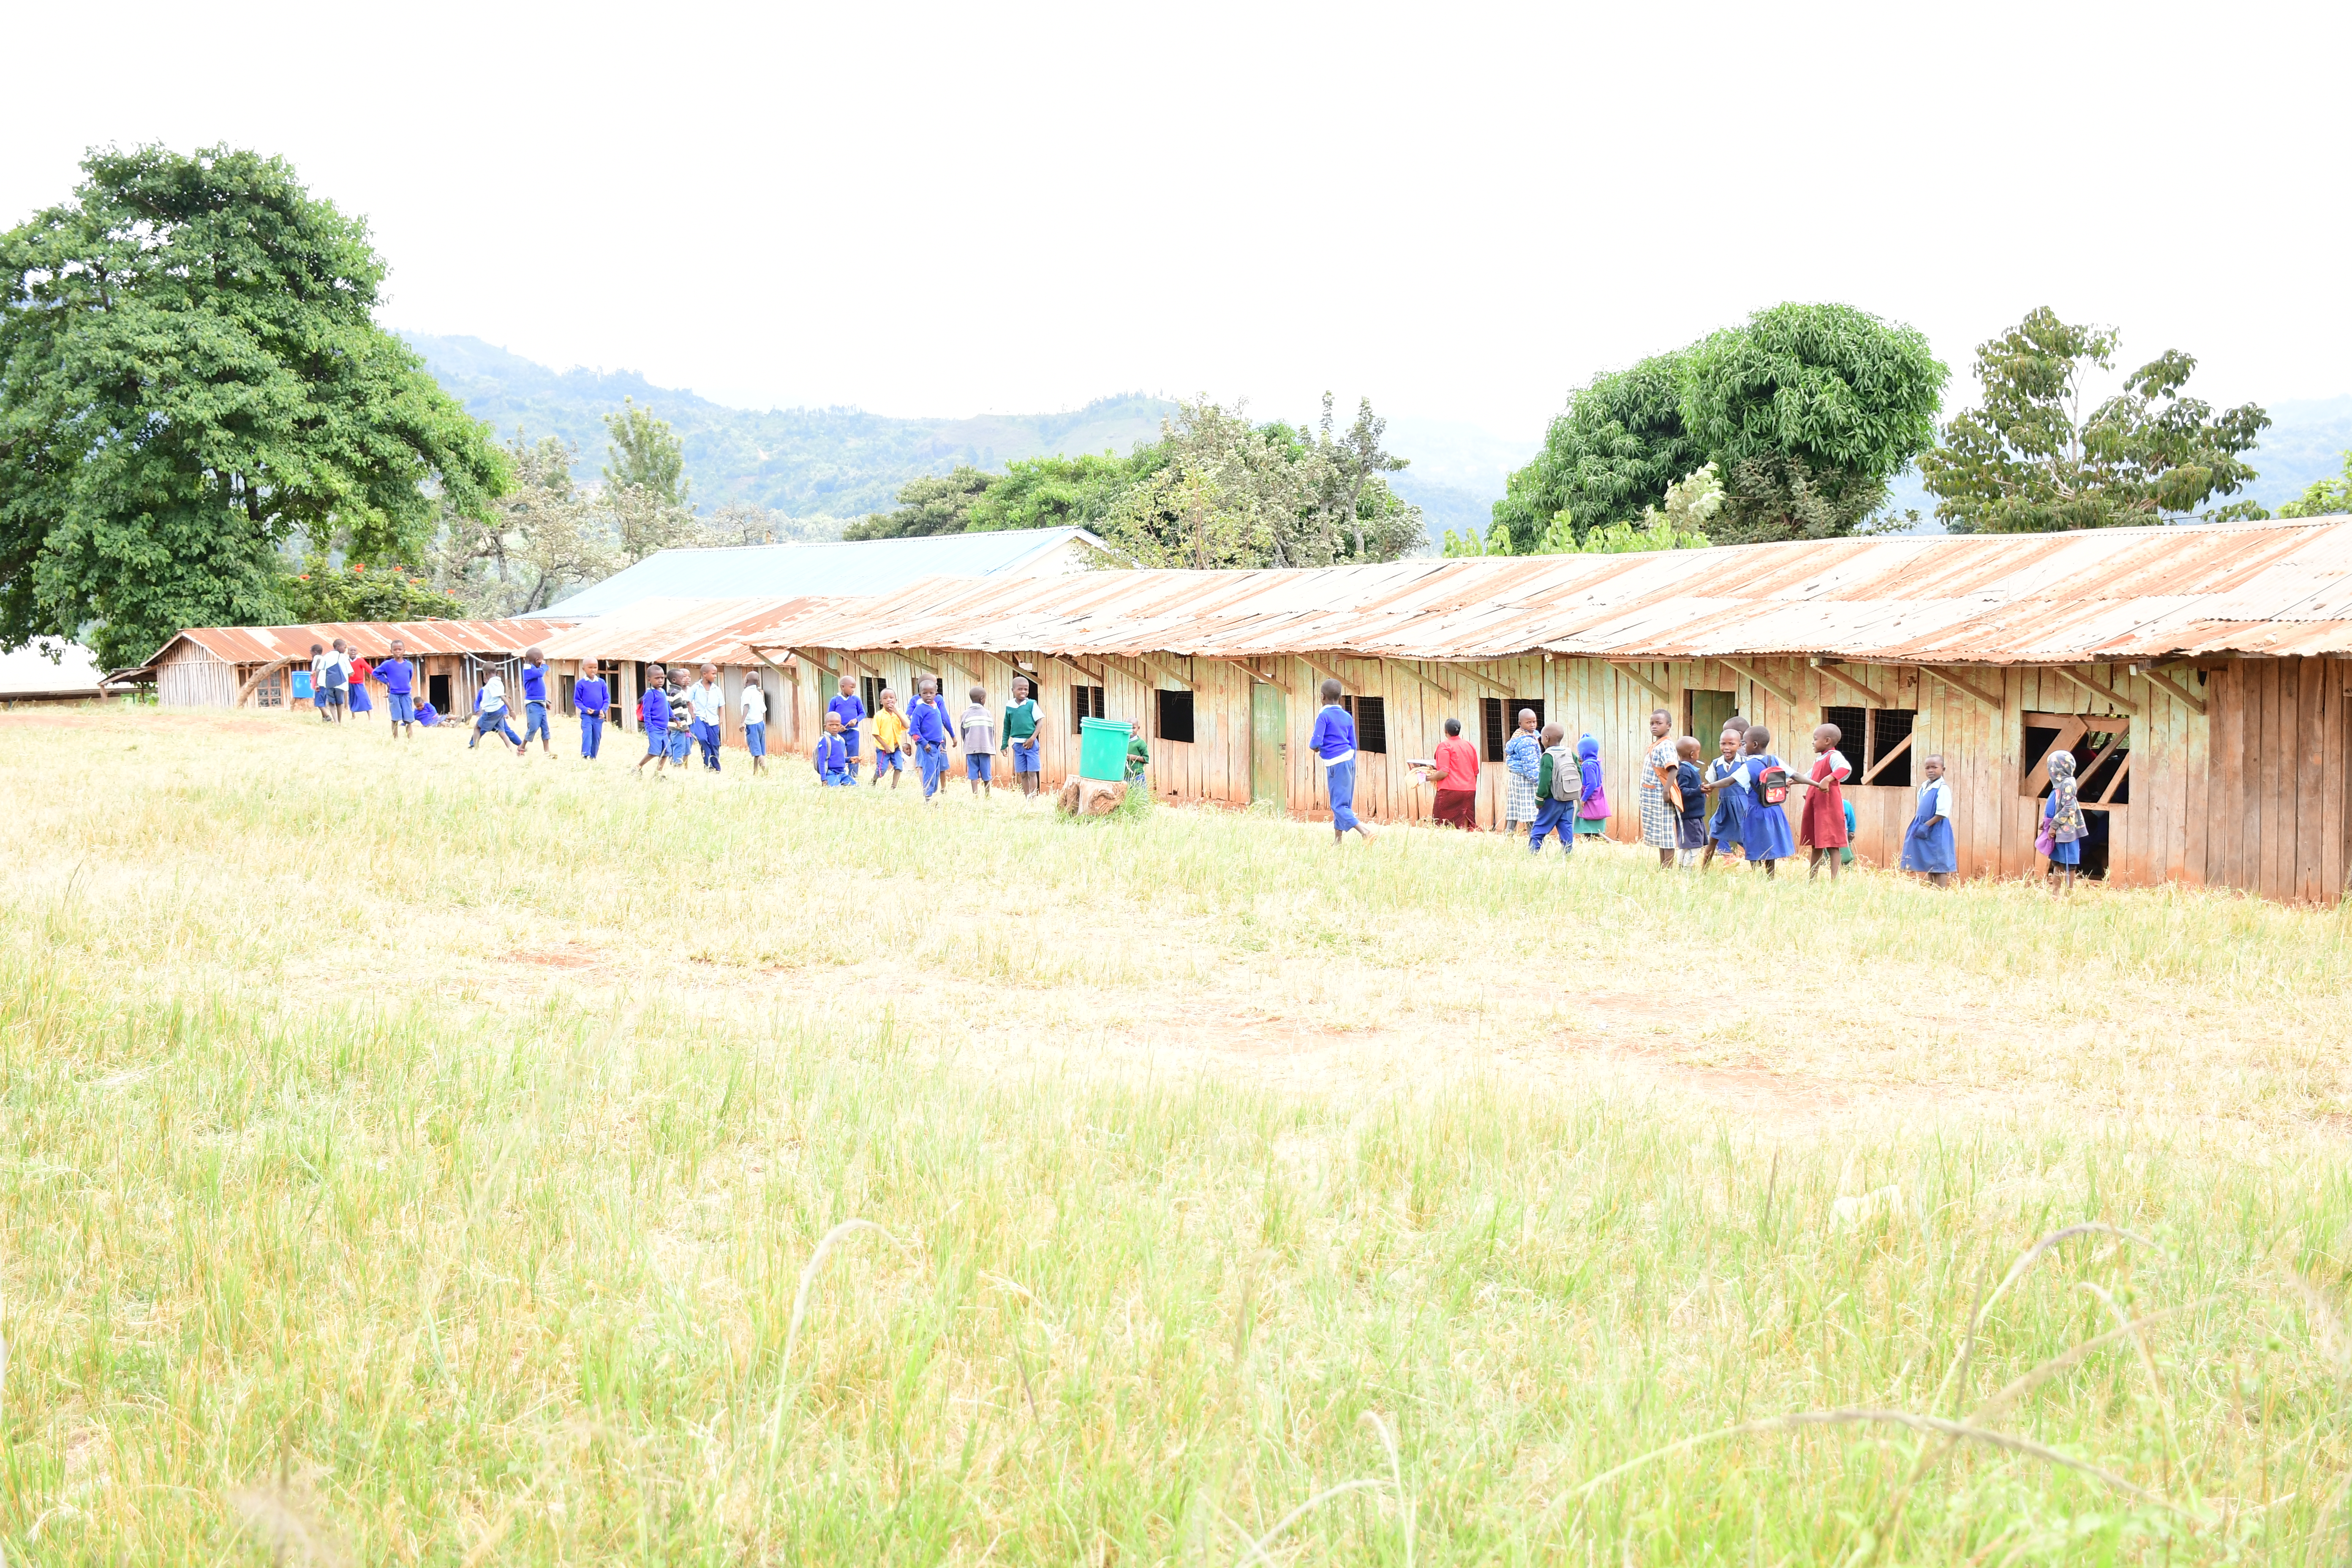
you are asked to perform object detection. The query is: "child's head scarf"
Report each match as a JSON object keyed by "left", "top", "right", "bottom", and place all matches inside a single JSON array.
[
  {"left": 1576, "top": 734, "right": 1603, "bottom": 793},
  {"left": 2048, "top": 749, "right": 2086, "bottom": 841}
]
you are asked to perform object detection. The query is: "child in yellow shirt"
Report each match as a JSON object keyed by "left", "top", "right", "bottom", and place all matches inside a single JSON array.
[{"left": 868, "top": 688, "right": 912, "bottom": 790}]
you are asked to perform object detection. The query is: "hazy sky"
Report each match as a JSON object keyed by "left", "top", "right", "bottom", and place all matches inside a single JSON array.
[{"left": 6, "top": 0, "right": 2344, "bottom": 449}]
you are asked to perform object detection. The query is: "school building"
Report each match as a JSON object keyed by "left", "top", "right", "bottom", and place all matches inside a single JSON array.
[
  {"left": 732, "top": 516, "right": 2352, "bottom": 903},
  {"left": 133, "top": 517, "right": 2352, "bottom": 902},
  {"left": 141, "top": 618, "right": 575, "bottom": 715}
]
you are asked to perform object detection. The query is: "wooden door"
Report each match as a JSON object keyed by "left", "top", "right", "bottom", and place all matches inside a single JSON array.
[{"left": 1251, "top": 681, "right": 1287, "bottom": 806}]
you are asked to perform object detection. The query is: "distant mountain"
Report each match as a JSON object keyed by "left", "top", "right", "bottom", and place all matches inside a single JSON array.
[{"left": 404, "top": 335, "right": 1178, "bottom": 523}]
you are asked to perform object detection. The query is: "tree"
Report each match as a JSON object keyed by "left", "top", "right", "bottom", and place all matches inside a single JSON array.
[
  {"left": 281, "top": 559, "right": 464, "bottom": 622},
  {"left": 1491, "top": 354, "right": 1698, "bottom": 553},
  {"left": 1445, "top": 462, "right": 1720, "bottom": 558},
  {"left": 2276, "top": 451, "right": 2352, "bottom": 519},
  {"left": 841, "top": 467, "right": 999, "bottom": 540},
  {"left": 1918, "top": 308, "right": 2270, "bottom": 533},
  {"left": 436, "top": 432, "right": 618, "bottom": 616},
  {"left": 1681, "top": 302, "right": 1947, "bottom": 544},
  {"left": 1315, "top": 394, "right": 1416, "bottom": 560},
  {"left": 602, "top": 397, "right": 689, "bottom": 508},
  {"left": 963, "top": 452, "right": 1138, "bottom": 532},
  {"left": 0, "top": 145, "right": 508, "bottom": 665}
]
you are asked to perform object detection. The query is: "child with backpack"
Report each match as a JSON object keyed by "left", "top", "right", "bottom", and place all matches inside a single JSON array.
[
  {"left": 1735, "top": 724, "right": 1796, "bottom": 876},
  {"left": 1527, "top": 723, "right": 1577, "bottom": 856}
]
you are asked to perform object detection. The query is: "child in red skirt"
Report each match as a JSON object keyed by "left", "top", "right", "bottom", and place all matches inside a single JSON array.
[{"left": 1796, "top": 721, "right": 1854, "bottom": 880}]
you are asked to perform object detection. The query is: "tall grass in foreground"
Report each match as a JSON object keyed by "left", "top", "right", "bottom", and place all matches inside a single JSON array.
[{"left": 0, "top": 710, "right": 2349, "bottom": 1563}]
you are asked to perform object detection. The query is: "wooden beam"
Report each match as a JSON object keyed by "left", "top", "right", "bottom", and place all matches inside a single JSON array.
[
  {"left": 1059, "top": 654, "right": 1107, "bottom": 685},
  {"left": 1809, "top": 657, "right": 1879, "bottom": 705},
  {"left": 1720, "top": 656, "right": 1801, "bottom": 710},
  {"left": 1139, "top": 653, "right": 1195, "bottom": 691},
  {"left": 1298, "top": 653, "right": 1348, "bottom": 693},
  {"left": 1607, "top": 660, "right": 1673, "bottom": 707},
  {"left": 1228, "top": 659, "right": 1279, "bottom": 686},
  {"left": 1443, "top": 662, "right": 1516, "bottom": 700},
  {"left": 234, "top": 658, "right": 292, "bottom": 707},
  {"left": 2130, "top": 662, "right": 2207, "bottom": 717},
  {"left": 1386, "top": 659, "right": 1456, "bottom": 703},
  {"left": 1858, "top": 729, "right": 1914, "bottom": 786},
  {"left": 1918, "top": 664, "right": 2003, "bottom": 714},
  {"left": 2050, "top": 664, "right": 2142, "bottom": 719},
  {"left": 787, "top": 648, "right": 839, "bottom": 684}
]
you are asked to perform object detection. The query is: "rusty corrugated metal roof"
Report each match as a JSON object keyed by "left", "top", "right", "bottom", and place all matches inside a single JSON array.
[
  {"left": 147, "top": 618, "right": 577, "bottom": 668},
  {"left": 753, "top": 517, "right": 2352, "bottom": 665},
  {"left": 537, "top": 596, "right": 853, "bottom": 667}
]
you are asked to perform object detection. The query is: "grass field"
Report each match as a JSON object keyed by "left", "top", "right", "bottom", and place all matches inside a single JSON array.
[{"left": 5, "top": 705, "right": 2352, "bottom": 1565}]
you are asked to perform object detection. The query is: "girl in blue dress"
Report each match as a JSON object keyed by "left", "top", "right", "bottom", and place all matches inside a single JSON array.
[
  {"left": 1900, "top": 752, "right": 1956, "bottom": 887},
  {"left": 1736, "top": 725, "right": 1796, "bottom": 877},
  {"left": 2044, "top": 749, "right": 2085, "bottom": 895}
]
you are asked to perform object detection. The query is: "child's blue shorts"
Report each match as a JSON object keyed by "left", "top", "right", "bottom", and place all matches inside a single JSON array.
[
  {"left": 744, "top": 721, "right": 765, "bottom": 757},
  {"left": 645, "top": 727, "right": 666, "bottom": 757},
  {"left": 873, "top": 749, "right": 904, "bottom": 772},
  {"left": 1011, "top": 741, "right": 1039, "bottom": 772},
  {"left": 967, "top": 753, "right": 994, "bottom": 781},
  {"left": 667, "top": 729, "right": 691, "bottom": 761}
]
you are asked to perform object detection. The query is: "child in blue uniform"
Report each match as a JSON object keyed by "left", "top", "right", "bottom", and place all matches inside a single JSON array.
[
  {"left": 906, "top": 678, "right": 954, "bottom": 801},
  {"left": 469, "top": 674, "right": 523, "bottom": 754},
  {"left": 814, "top": 714, "right": 855, "bottom": 785},
  {"left": 828, "top": 677, "right": 866, "bottom": 782},
  {"left": 1699, "top": 720, "right": 1748, "bottom": 869},
  {"left": 1902, "top": 753, "right": 1955, "bottom": 887},
  {"left": 635, "top": 664, "right": 672, "bottom": 775},
  {"left": 377, "top": 639, "right": 418, "bottom": 740},
  {"left": 1309, "top": 678, "right": 1379, "bottom": 844},
  {"left": 574, "top": 666, "right": 609, "bottom": 759},
  {"left": 1527, "top": 724, "right": 1576, "bottom": 855},
  {"left": 1735, "top": 724, "right": 1795, "bottom": 877},
  {"left": 518, "top": 648, "right": 553, "bottom": 755},
  {"left": 2044, "top": 749, "right": 2085, "bottom": 895},
  {"left": 1673, "top": 736, "right": 1708, "bottom": 867}
]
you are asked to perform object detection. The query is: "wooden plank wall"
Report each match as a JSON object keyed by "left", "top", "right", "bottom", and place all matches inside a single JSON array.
[
  {"left": 759, "top": 643, "right": 2344, "bottom": 904},
  {"left": 158, "top": 646, "right": 237, "bottom": 708}
]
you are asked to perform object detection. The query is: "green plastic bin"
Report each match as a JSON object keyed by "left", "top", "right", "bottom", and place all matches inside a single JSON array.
[{"left": 1078, "top": 717, "right": 1135, "bottom": 782}]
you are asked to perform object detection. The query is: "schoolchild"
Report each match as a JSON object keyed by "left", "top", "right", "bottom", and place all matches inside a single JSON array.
[
  {"left": 1503, "top": 708, "right": 1541, "bottom": 835},
  {"left": 636, "top": 663, "right": 672, "bottom": 775},
  {"left": 1002, "top": 676, "right": 1043, "bottom": 797},
  {"left": 318, "top": 640, "right": 349, "bottom": 722},
  {"left": 740, "top": 674, "right": 768, "bottom": 776},
  {"left": 1699, "top": 718, "right": 1750, "bottom": 870},
  {"left": 469, "top": 672, "right": 523, "bottom": 753},
  {"left": 689, "top": 663, "right": 725, "bottom": 771},
  {"left": 907, "top": 678, "right": 954, "bottom": 801},
  {"left": 518, "top": 648, "right": 554, "bottom": 755},
  {"left": 1901, "top": 753, "right": 1956, "bottom": 887},
  {"left": 574, "top": 664, "right": 610, "bottom": 759},
  {"left": 377, "top": 639, "right": 418, "bottom": 739},
  {"left": 1639, "top": 707, "right": 1679, "bottom": 868},
  {"left": 1795, "top": 721, "right": 1853, "bottom": 881},
  {"left": 1527, "top": 723, "right": 1576, "bottom": 856},
  {"left": 1736, "top": 724, "right": 1796, "bottom": 877},
  {"left": 347, "top": 650, "right": 375, "bottom": 718},
  {"left": 2042, "top": 749, "right": 2085, "bottom": 895},
  {"left": 1309, "top": 677, "right": 1379, "bottom": 844},
  {"left": 959, "top": 684, "right": 997, "bottom": 798},
  {"left": 828, "top": 677, "right": 866, "bottom": 782},
  {"left": 814, "top": 713, "right": 855, "bottom": 785},
  {"left": 869, "top": 689, "right": 910, "bottom": 789},
  {"left": 666, "top": 669, "right": 695, "bottom": 768},
  {"left": 1573, "top": 735, "right": 1610, "bottom": 841},
  {"left": 1672, "top": 736, "right": 1709, "bottom": 867}
]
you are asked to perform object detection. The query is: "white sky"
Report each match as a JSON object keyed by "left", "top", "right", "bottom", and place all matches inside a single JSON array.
[{"left": 5, "top": 0, "right": 2346, "bottom": 453}]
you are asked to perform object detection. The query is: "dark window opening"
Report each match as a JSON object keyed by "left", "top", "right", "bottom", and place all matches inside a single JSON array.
[
  {"left": 427, "top": 672, "right": 451, "bottom": 713},
  {"left": 1823, "top": 705, "right": 1867, "bottom": 770},
  {"left": 2020, "top": 723, "right": 2061, "bottom": 779},
  {"left": 860, "top": 674, "right": 888, "bottom": 726},
  {"left": 1343, "top": 694, "right": 1387, "bottom": 754},
  {"left": 1481, "top": 696, "right": 1545, "bottom": 762},
  {"left": 1073, "top": 683, "right": 1105, "bottom": 733},
  {"left": 1156, "top": 688, "right": 1195, "bottom": 744},
  {"left": 1868, "top": 708, "right": 1915, "bottom": 787}
]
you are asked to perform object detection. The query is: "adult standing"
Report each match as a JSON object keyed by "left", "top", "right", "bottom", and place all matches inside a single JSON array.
[
  {"left": 376, "top": 639, "right": 417, "bottom": 738},
  {"left": 1421, "top": 716, "right": 1481, "bottom": 830},
  {"left": 1638, "top": 707, "right": 1678, "bottom": 868}
]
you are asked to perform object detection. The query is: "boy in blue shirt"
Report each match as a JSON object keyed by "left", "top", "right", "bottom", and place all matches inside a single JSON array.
[
  {"left": 635, "top": 663, "right": 673, "bottom": 776},
  {"left": 377, "top": 637, "right": 418, "bottom": 740},
  {"left": 1503, "top": 708, "right": 1541, "bottom": 835},
  {"left": 518, "top": 648, "right": 554, "bottom": 756},
  {"left": 906, "top": 677, "right": 955, "bottom": 802},
  {"left": 828, "top": 676, "right": 866, "bottom": 782},
  {"left": 574, "top": 664, "right": 609, "bottom": 759},
  {"left": 813, "top": 713, "right": 854, "bottom": 785},
  {"left": 1309, "top": 677, "right": 1379, "bottom": 845}
]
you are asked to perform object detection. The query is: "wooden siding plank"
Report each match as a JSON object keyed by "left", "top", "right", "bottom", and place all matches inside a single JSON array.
[
  {"left": 2259, "top": 660, "right": 2284, "bottom": 901},
  {"left": 2297, "top": 658, "right": 2325, "bottom": 901}
]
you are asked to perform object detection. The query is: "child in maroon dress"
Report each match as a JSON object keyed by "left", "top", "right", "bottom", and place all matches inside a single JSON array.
[{"left": 1796, "top": 721, "right": 1854, "bottom": 880}]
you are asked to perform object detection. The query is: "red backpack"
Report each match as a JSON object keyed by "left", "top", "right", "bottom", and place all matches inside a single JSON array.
[{"left": 1756, "top": 760, "right": 1791, "bottom": 806}]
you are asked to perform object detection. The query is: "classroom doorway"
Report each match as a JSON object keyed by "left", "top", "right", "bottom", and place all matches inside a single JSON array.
[
  {"left": 1686, "top": 689, "right": 1737, "bottom": 744},
  {"left": 1250, "top": 681, "right": 1286, "bottom": 806},
  {"left": 427, "top": 672, "right": 452, "bottom": 714}
]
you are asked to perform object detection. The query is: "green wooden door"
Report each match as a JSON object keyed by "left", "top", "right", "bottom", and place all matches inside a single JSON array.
[
  {"left": 1250, "top": 681, "right": 1287, "bottom": 806},
  {"left": 1688, "top": 689, "right": 1737, "bottom": 745}
]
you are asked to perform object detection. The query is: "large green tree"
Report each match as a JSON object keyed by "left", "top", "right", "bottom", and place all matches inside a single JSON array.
[
  {"left": 1489, "top": 353, "right": 1698, "bottom": 553},
  {"left": 0, "top": 146, "right": 508, "bottom": 665},
  {"left": 2276, "top": 451, "right": 2352, "bottom": 519},
  {"left": 841, "top": 466, "right": 999, "bottom": 540},
  {"left": 1680, "top": 302, "right": 1947, "bottom": 543},
  {"left": 963, "top": 452, "right": 1138, "bottom": 532},
  {"left": 1918, "top": 308, "right": 2270, "bottom": 533}
]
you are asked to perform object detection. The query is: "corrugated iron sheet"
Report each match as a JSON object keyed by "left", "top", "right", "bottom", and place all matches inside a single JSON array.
[
  {"left": 152, "top": 618, "right": 577, "bottom": 667},
  {"left": 537, "top": 596, "right": 852, "bottom": 667},
  {"left": 755, "top": 518, "right": 2352, "bottom": 665}
]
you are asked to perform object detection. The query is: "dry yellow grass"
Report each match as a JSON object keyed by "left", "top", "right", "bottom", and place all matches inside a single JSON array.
[{"left": 4, "top": 703, "right": 2351, "bottom": 1563}]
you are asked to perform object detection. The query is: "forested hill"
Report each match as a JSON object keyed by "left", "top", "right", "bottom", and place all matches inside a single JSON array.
[
  {"left": 403, "top": 335, "right": 1179, "bottom": 522},
  {"left": 404, "top": 334, "right": 1512, "bottom": 542}
]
